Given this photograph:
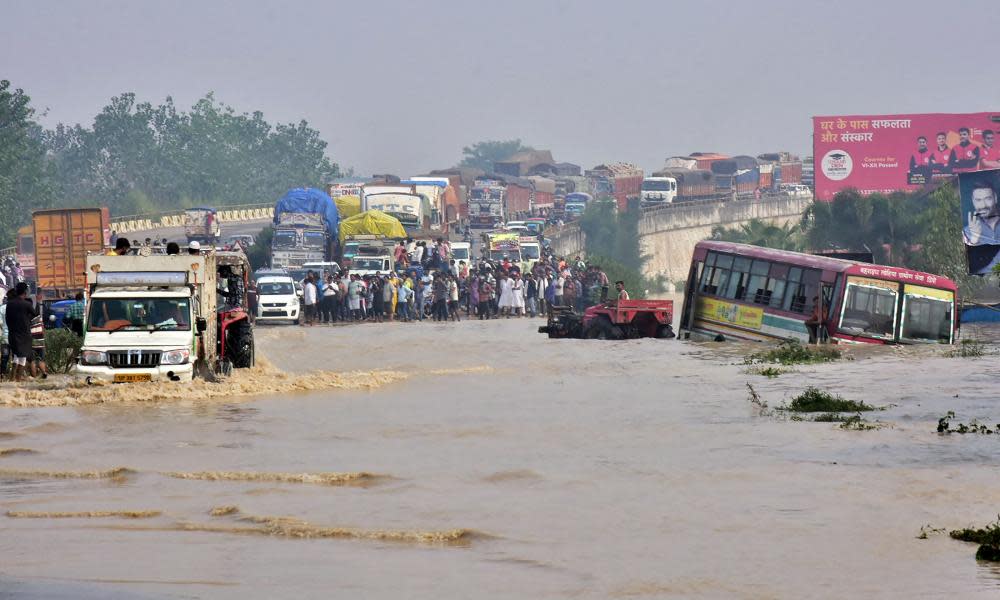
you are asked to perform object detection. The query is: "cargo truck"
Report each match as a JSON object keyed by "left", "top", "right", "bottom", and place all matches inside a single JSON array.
[
  {"left": 361, "top": 183, "right": 431, "bottom": 235},
  {"left": 585, "top": 163, "right": 643, "bottom": 212},
  {"left": 184, "top": 207, "right": 221, "bottom": 245},
  {"left": 271, "top": 188, "right": 340, "bottom": 270},
  {"left": 469, "top": 181, "right": 505, "bottom": 229},
  {"left": 76, "top": 250, "right": 254, "bottom": 383},
  {"left": 32, "top": 207, "right": 110, "bottom": 302}
]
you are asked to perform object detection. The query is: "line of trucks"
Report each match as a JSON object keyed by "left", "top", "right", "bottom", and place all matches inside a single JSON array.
[
  {"left": 640, "top": 152, "right": 805, "bottom": 206},
  {"left": 15, "top": 207, "right": 255, "bottom": 383}
]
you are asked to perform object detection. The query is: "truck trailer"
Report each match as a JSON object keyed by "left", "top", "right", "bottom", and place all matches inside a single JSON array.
[{"left": 32, "top": 207, "right": 110, "bottom": 302}]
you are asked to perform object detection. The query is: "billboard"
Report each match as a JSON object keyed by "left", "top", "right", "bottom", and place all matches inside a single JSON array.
[
  {"left": 813, "top": 112, "right": 1000, "bottom": 201},
  {"left": 959, "top": 169, "right": 1000, "bottom": 275}
]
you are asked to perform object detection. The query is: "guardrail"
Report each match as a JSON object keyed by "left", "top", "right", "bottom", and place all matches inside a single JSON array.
[
  {"left": 110, "top": 202, "right": 275, "bottom": 234},
  {"left": 0, "top": 203, "right": 276, "bottom": 260},
  {"left": 639, "top": 191, "right": 813, "bottom": 216}
]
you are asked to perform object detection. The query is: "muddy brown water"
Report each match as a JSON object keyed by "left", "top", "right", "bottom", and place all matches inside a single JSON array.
[{"left": 2, "top": 310, "right": 1000, "bottom": 599}]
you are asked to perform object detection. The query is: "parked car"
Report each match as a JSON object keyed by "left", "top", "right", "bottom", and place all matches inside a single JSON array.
[{"left": 255, "top": 275, "right": 300, "bottom": 324}]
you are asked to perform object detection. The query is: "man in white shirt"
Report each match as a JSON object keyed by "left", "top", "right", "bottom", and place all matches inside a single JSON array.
[
  {"left": 554, "top": 274, "right": 565, "bottom": 307},
  {"left": 302, "top": 275, "right": 318, "bottom": 326}
]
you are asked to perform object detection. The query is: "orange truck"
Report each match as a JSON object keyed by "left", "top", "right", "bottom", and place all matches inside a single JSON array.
[{"left": 33, "top": 207, "right": 110, "bottom": 300}]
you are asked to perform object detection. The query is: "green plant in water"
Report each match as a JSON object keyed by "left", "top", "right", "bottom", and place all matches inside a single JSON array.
[
  {"left": 937, "top": 412, "right": 998, "bottom": 435},
  {"left": 44, "top": 329, "right": 82, "bottom": 374},
  {"left": 746, "top": 339, "right": 841, "bottom": 366},
  {"left": 947, "top": 339, "right": 991, "bottom": 358},
  {"left": 950, "top": 517, "right": 1000, "bottom": 561},
  {"left": 783, "top": 387, "right": 875, "bottom": 413},
  {"left": 917, "top": 524, "right": 945, "bottom": 540}
]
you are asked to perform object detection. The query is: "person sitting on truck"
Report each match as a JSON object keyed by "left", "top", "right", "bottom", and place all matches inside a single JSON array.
[
  {"left": 166, "top": 242, "right": 180, "bottom": 255},
  {"left": 217, "top": 265, "right": 244, "bottom": 309},
  {"left": 616, "top": 280, "right": 629, "bottom": 301},
  {"left": 188, "top": 240, "right": 201, "bottom": 255},
  {"left": 394, "top": 242, "right": 408, "bottom": 268},
  {"left": 110, "top": 238, "right": 131, "bottom": 256}
]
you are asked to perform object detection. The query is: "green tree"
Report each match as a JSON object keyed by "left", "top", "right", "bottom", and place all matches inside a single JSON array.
[
  {"left": 458, "top": 139, "right": 532, "bottom": 171},
  {"left": 246, "top": 225, "right": 274, "bottom": 271},
  {"left": 0, "top": 80, "right": 55, "bottom": 245},
  {"left": 44, "top": 92, "right": 340, "bottom": 217},
  {"left": 910, "top": 183, "right": 982, "bottom": 297},
  {"left": 711, "top": 219, "right": 804, "bottom": 251}
]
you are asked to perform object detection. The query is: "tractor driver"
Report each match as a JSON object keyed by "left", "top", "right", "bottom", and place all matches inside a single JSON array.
[{"left": 615, "top": 280, "right": 629, "bottom": 301}]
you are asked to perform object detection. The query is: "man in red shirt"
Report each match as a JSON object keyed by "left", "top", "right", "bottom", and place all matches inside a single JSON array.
[
  {"left": 949, "top": 127, "right": 981, "bottom": 173},
  {"left": 929, "top": 132, "right": 951, "bottom": 174},
  {"left": 908, "top": 135, "right": 933, "bottom": 183},
  {"left": 980, "top": 130, "right": 1000, "bottom": 169}
]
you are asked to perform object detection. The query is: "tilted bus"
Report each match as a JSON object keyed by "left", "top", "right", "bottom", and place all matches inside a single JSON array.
[{"left": 679, "top": 240, "right": 957, "bottom": 345}]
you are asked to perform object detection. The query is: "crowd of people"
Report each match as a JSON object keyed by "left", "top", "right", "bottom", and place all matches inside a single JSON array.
[{"left": 284, "top": 238, "right": 623, "bottom": 326}]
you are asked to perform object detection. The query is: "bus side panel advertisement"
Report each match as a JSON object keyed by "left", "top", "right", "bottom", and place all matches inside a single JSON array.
[
  {"left": 958, "top": 168, "right": 1000, "bottom": 275},
  {"left": 695, "top": 297, "right": 764, "bottom": 330},
  {"left": 813, "top": 112, "right": 1000, "bottom": 201}
]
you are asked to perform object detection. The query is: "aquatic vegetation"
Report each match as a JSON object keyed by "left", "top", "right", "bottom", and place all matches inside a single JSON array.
[
  {"left": 745, "top": 339, "right": 841, "bottom": 366},
  {"left": 916, "top": 524, "right": 945, "bottom": 539},
  {"left": 947, "top": 339, "right": 992, "bottom": 358},
  {"left": 837, "top": 414, "right": 886, "bottom": 431},
  {"left": 743, "top": 365, "right": 787, "bottom": 378},
  {"left": 783, "top": 387, "right": 875, "bottom": 413},
  {"left": 937, "top": 411, "right": 999, "bottom": 435},
  {"left": 950, "top": 517, "right": 1000, "bottom": 562}
]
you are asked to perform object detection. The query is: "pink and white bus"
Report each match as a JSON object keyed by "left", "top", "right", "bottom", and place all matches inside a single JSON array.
[{"left": 679, "top": 241, "right": 957, "bottom": 345}]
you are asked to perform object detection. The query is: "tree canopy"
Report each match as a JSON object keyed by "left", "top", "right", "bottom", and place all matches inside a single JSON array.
[
  {"left": 0, "top": 83, "right": 341, "bottom": 245},
  {"left": 0, "top": 80, "right": 55, "bottom": 246},
  {"left": 458, "top": 139, "right": 532, "bottom": 171}
]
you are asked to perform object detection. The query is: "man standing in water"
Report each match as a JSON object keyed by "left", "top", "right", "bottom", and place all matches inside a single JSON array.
[{"left": 4, "top": 283, "right": 36, "bottom": 381}]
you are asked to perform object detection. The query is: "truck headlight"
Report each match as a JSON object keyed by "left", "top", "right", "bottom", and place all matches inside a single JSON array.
[
  {"left": 160, "top": 349, "right": 190, "bottom": 365},
  {"left": 80, "top": 350, "right": 108, "bottom": 365}
]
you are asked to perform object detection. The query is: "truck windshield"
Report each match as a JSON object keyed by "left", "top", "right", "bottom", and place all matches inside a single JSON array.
[
  {"left": 490, "top": 250, "right": 521, "bottom": 261},
  {"left": 452, "top": 247, "right": 470, "bottom": 260},
  {"left": 642, "top": 180, "right": 671, "bottom": 191},
  {"left": 352, "top": 258, "right": 388, "bottom": 271},
  {"left": 521, "top": 245, "right": 540, "bottom": 260},
  {"left": 258, "top": 282, "right": 294, "bottom": 295},
  {"left": 89, "top": 298, "right": 191, "bottom": 331},
  {"left": 901, "top": 287, "right": 953, "bottom": 343},
  {"left": 303, "top": 232, "right": 326, "bottom": 248},
  {"left": 343, "top": 242, "right": 361, "bottom": 256},
  {"left": 273, "top": 230, "right": 297, "bottom": 248}
]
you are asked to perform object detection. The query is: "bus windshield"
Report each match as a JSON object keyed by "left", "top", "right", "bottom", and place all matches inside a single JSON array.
[
  {"left": 901, "top": 285, "right": 953, "bottom": 343},
  {"left": 839, "top": 279, "right": 897, "bottom": 339}
]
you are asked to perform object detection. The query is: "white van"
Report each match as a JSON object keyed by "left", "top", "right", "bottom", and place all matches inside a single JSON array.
[{"left": 256, "top": 275, "right": 300, "bottom": 324}]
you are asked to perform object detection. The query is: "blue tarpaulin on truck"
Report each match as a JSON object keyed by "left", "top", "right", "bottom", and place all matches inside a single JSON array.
[{"left": 273, "top": 187, "right": 340, "bottom": 237}]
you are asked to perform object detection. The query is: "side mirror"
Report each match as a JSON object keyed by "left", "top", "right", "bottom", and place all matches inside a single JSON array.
[{"left": 196, "top": 317, "right": 207, "bottom": 334}]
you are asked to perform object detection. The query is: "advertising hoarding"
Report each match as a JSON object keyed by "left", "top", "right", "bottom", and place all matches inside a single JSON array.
[
  {"left": 812, "top": 112, "right": 1000, "bottom": 201},
  {"left": 959, "top": 168, "right": 1000, "bottom": 275}
]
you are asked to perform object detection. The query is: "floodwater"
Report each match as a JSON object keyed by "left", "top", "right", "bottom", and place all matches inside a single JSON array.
[{"left": 2, "top": 308, "right": 1000, "bottom": 599}]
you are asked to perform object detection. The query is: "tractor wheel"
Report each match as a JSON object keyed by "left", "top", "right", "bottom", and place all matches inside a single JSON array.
[
  {"left": 227, "top": 320, "right": 255, "bottom": 369},
  {"left": 656, "top": 324, "right": 676, "bottom": 339},
  {"left": 585, "top": 318, "right": 622, "bottom": 340}
]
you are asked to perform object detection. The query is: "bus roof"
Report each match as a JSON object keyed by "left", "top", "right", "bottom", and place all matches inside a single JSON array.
[{"left": 695, "top": 240, "right": 957, "bottom": 291}]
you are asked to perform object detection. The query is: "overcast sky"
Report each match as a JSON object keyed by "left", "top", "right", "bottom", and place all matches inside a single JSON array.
[{"left": 3, "top": 0, "right": 999, "bottom": 177}]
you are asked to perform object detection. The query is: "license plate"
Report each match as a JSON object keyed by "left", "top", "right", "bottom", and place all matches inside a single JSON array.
[{"left": 114, "top": 373, "right": 152, "bottom": 383}]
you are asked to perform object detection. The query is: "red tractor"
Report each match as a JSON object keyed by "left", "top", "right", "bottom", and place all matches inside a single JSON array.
[{"left": 539, "top": 299, "right": 675, "bottom": 339}]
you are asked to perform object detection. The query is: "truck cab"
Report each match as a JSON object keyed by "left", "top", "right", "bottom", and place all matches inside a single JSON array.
[
  {"left": 640, "top": 177, "right": 677, "bottom": 205},
  {"left": 184, "top": 207, "right": 221, "bottom": 245}
]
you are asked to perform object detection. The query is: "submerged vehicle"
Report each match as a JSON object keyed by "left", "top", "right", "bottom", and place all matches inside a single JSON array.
[
  {"left": 77, "top": 250, "right": 255, "bottom": 383},
  {"left": 679, "top": 240, "right": 957, "bottom": 344},
  {"left": 539, "top": 300, "right": 675, "bottom": 339}
]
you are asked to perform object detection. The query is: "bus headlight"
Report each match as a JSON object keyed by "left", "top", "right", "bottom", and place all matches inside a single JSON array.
[
  {"left": 80, "top": 350, "right": 108, "bottom": 365},
  {"left": 160, "top": 349, "right": 190, "bottom": 365}
]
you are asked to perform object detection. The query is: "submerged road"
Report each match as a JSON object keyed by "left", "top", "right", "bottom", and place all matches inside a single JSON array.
[{"left": 2, "top": 319, "right": 1000, "bottom": 598}]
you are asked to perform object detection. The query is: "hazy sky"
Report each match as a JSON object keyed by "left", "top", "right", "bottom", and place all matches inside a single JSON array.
[{"left": 3, "top": 0, "right": 999, "bottom": 177}]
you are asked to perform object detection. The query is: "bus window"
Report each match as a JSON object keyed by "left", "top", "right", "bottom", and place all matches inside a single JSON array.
[
  {"left": 766, "top": 263, "right": 789, "bottom": 308},
  {"left": 701, "top": 253, "right": 732, "bottom": 296},
  {"left": 724, "top": 256, "right": 751, "bottom": 299},
  {"left": 748, "top": 260, "right": 771, "bottom": 304},
  {"left": 839, "top": 278, "right": 898, "bottom": 339},
  {"left": 901, "top": 285, "right": 953, "bottom": 343}
]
